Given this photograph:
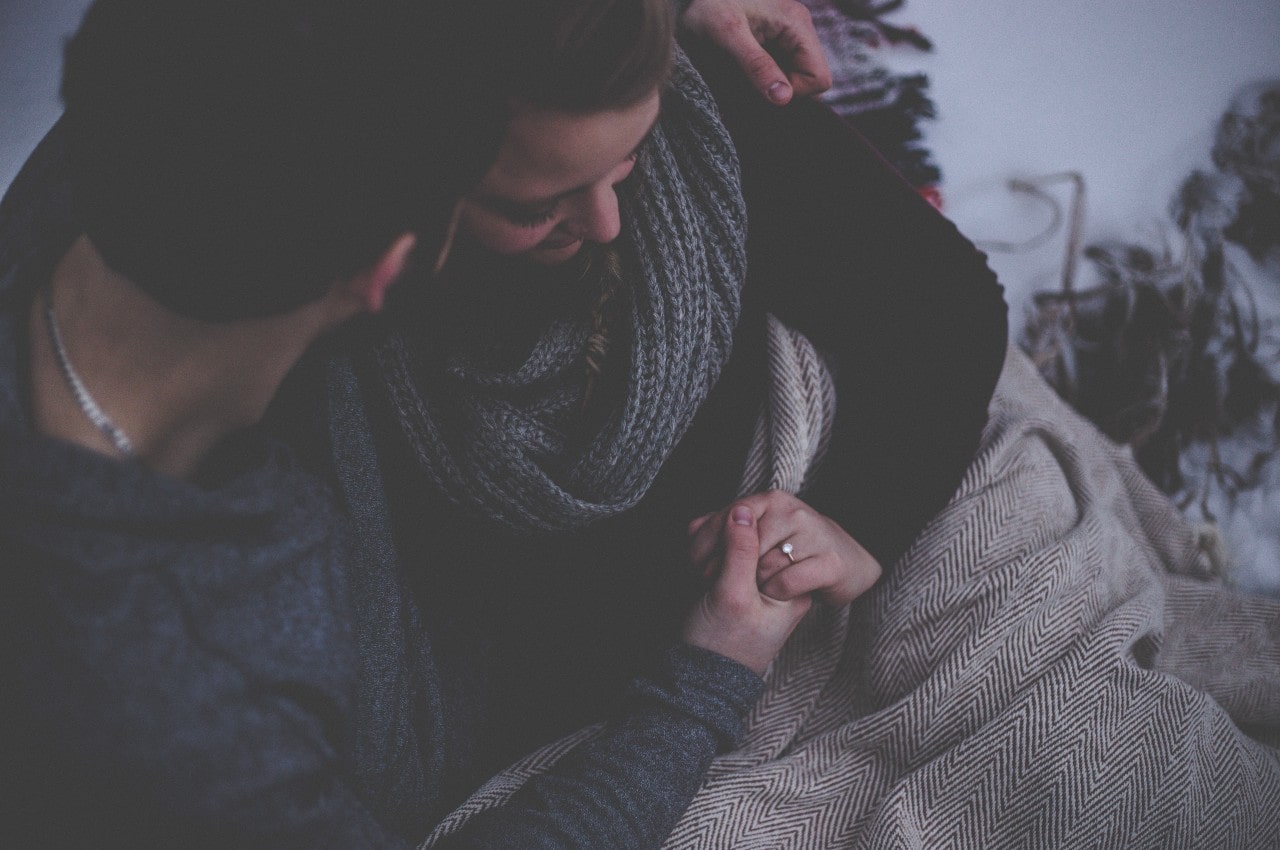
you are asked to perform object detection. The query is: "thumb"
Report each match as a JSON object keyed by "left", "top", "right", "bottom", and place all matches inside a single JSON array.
[
  {"left": 718, "top": 21, "right": 793, "bottom": 105},
  {"left": 718, "top": 504, "right": 762, "bottom": 588}
]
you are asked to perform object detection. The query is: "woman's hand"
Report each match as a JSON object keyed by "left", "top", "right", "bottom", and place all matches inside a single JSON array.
[
  {"left": 681, "top": 504, "right": 813, "bottom": 674},
  {"left": 688, "top": 491, "right": 882, "bottom": 607},
  {"left": 680, "top": 0, "right": 834, "bottom": 105}
]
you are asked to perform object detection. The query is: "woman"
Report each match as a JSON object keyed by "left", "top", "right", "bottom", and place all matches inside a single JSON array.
[
  {"left": 290, "top": 1, "right": 891, "bottom": 844},
  {"left": 317, "top": 0, "right": 993, "bottom": 836},
  {"left": 332, "top": 1, "right": 1280, "bottom": 848}
]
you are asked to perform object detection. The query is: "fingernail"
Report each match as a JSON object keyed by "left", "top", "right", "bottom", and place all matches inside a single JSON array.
[
  {"left": 732, "top": 506, "right": 753, "bottom": 526},
  {"left": 767, "top": 81, "right": 791, "bottom": 103}
]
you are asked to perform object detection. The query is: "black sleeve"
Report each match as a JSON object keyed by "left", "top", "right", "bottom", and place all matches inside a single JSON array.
[
  {"left": 689, "top": 43, "right": 1010, "bottom": 568},
  {"left": 432, "top": 644, "right": 763, "bottom": 850}
]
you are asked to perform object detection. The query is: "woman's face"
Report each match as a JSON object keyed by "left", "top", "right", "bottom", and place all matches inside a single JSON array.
[{"left": 458, "top": 90, "right": 661, "bottom": 265}]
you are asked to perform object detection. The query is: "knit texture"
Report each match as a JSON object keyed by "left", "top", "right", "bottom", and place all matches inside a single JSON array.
[{"left": 377, "top": 49, "right": 747, "bottom": 533}]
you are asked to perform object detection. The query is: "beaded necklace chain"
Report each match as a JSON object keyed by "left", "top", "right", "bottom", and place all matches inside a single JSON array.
[{"left": 43, "top": 289, "right": 136, "bottom": 457}]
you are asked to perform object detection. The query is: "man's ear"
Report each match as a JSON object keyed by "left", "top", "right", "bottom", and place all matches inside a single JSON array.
[
  {"left": 432, "top": 202, "right": 464, "bottom": 275},
  {"left": 347, "top": 232, "right": 417, "bottom": 314}
]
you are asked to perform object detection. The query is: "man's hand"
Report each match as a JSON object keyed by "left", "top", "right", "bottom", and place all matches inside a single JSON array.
[
  {"left": 680, "top": 0, "right": 833, "bottom": 105},
  {"left": 689, "top": 490, "right": 882, "bottom": 608},
  {"left": 681, "top": 504, "right": 813, "bottom": 675}
]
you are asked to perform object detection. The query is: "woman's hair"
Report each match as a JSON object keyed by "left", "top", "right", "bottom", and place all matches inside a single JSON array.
[
  {"left": 470, "top": 0, "right": 675, "bottom": 113},
  {"left": 60, "top": 0, "right": 505, "bottom": 322}
]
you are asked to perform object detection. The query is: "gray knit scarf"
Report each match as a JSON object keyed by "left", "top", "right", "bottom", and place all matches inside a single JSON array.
[{"left": 378, "top": 51, "right": 748, "bottom": 533}]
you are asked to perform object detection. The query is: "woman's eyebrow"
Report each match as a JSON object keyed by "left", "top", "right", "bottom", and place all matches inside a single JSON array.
[{"left": 474, "top": 117, "right": 660, "bottom": 213}]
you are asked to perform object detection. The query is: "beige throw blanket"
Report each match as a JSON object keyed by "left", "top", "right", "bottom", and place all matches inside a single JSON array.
[{"left": 423, "top": 347, "right": 1280, "bottom": 848}]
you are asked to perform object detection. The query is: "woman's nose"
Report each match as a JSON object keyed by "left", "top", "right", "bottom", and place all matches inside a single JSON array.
[{"left": 568, "top": 183, "right": 623, "bottom": 245}]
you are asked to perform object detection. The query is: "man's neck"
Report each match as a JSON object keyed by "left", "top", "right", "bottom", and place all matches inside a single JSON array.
[{"left": 27, "top": 235, "right": 326, "bottom": 479}]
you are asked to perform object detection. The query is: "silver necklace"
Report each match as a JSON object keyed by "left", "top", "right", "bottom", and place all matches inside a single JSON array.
[{"left": 43, "top": 291, "right": 136, "bottom": 457}]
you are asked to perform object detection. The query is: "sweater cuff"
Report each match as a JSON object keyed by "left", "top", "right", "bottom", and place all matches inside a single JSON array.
[{"left": 624, "top": 644, "right": 765, "bottom": 753}]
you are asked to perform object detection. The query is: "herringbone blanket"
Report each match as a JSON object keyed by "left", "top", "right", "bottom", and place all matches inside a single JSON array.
[{"left": 423, "top": 348, "right": 1280, "bottom": 848}]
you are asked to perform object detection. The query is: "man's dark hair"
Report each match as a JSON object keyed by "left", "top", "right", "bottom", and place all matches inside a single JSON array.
[{"left": 60, "top": 0, "right": 504, "bottom": 321}]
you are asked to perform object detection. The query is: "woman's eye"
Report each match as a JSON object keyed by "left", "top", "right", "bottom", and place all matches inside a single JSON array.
[{"left": 506, "top": 204, "right": 558, "bottom": 228}]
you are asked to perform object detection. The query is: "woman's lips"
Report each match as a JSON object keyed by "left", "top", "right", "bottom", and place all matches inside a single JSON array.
[{"left": 538, "top": 234, "right": 582, "bottom": 250}]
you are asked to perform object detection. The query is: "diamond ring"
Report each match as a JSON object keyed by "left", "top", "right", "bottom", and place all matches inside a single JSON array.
[{"left": 779, "top": 541, "right": 796, "bottom": 564}]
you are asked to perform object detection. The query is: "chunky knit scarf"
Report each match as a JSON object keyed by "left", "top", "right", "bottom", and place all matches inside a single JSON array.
[{"left": 378, "top": 51, "right": 748, "bottom": 533}]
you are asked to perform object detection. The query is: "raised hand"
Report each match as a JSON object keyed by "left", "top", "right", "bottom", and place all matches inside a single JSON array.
[
  {"left": 680, "top": 0, "right": 834, "bottom": 105},
  {"left": 689, "top": 490, "right": 882, "bottom": 607},
  {"left": 681, "top": 504, "right": 815, "bottom": 674}
]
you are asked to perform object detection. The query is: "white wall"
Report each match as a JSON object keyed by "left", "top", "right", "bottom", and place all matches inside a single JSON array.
[{"left": 880, "top": 0, "right": 1280, "bottom": 316}]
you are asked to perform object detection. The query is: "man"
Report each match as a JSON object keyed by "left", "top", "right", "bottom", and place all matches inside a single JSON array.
[{"left": 0, "top": 0, "right": 499, "bottom": 845}]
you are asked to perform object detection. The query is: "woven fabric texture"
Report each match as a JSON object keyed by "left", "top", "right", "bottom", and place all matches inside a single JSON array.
[{"left": 422, "top": 347, "right": 1280, "bottom": 849}]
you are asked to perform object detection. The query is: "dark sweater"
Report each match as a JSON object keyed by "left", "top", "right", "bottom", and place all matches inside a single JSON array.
[
  {"left": 0, "top": 129, "right": 763, "bottom": 849},
  {"left": 0, "top": 254, "right": 397, "bottom": 848}
]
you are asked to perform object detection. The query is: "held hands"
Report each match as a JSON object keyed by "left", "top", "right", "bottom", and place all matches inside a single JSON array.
[
  {"left": 680, "top": 0, "right": 834, "bottom": 105},
  {"left": 688, "top": 490, "right": 882, "bottom": 608},
  {"left": 681, "top": 505, "right": 813, "bottom": 674}
]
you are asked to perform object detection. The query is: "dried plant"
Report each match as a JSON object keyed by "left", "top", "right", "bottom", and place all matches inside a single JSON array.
[{"left": 1021, "top": 81, "right": 1280, "bottom": 519}]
